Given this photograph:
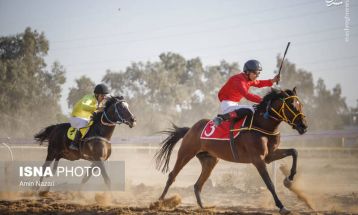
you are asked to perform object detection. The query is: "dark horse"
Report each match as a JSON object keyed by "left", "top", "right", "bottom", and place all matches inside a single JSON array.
[
  {"left": 155, "top": 88, "right": 307, "bottom": 215},
  {"left": 34, "top": 96, "right": 136, "bottom": 190}
]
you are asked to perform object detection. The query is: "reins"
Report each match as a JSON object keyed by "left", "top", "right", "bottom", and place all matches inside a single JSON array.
[{"left": 230, "top": 95, "right": 304, "bottom": 136}]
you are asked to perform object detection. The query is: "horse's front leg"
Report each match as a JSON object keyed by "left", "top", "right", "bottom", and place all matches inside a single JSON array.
[
  {"left": 96, "top": 161, "right": 111, "bottom": 191},
  {"left": 80, "top": 162, "right": 96, "bottom": 190},
  {"left": 265, "top": 148, "right": 298, "bottom": 181},
  {"left": 253, "top": 160, "right": 290, "bottom": 214}
]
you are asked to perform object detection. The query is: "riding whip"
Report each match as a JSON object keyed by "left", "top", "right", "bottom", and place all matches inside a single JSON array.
[{"left": 277, "top": 42, "right": 291, "bottom": 85}]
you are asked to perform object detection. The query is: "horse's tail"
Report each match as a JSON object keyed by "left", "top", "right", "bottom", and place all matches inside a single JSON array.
[
  {"left": 34, "top": 124, "right": 58, "bottom": 145},
  {"left": 155, "top": 124, "right": 190, "bottom": 173}
]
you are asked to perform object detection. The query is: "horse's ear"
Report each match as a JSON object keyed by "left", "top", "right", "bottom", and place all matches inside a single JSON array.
[{"left": 293, "top": 87, "right": 297, "bottom": 95}]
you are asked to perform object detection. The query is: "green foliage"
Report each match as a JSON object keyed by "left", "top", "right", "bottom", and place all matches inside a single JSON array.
[
  {"left": 313, "top": 80, "right": 348, "bottom": 129},
  {"left": 103, "top": 52, "right": 239, "bottom": 134},
  {"left": 0, "top": 28, "right": 66, "bottom": 137},
  {"left": 67, "top": 76, "right": 95, "bottom": 108},
  {"left": 103, "top": 53, "right": 348, "bottom": 134},
  {"left": 1, "top": 27, "right": 348, "bottom": 137}
]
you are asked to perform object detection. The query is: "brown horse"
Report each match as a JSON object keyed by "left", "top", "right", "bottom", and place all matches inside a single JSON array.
[
  {"left": 34, "top": 96, "right": 136, "bottom": 190},
  {"left": 155, "top": 88, "right": 307, "bottom": 214}
]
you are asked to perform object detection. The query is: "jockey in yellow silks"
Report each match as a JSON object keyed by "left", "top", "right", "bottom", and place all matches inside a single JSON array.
[{"left": 68, "top": 83, "right": 109, "bottom": 150}]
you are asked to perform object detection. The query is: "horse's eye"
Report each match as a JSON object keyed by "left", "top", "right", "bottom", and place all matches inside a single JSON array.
[{"left": 293, "top": 100, "right": 300, "bottom": 110}]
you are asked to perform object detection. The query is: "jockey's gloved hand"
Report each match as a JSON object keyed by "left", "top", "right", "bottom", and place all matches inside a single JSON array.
[{"left": 271, "top": 74, "right": 280, "bottom": 83}]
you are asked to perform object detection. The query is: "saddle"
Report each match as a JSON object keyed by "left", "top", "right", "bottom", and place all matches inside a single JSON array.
[{"left": 66, "top": 121, "right": 93, "bottom": 141}]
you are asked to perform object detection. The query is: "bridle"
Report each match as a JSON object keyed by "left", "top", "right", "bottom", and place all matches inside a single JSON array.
[
  {"left": 101, "top": 100, "right": 132, "bottom": 126},
  {"left": 231, "top": 93, "right": 305, "bottom": 136},
  {"left": 265, "top": 95, "right": 305, "bottom": 127}
]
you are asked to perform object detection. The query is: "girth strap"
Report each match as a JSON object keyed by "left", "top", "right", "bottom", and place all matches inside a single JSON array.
[{"left": 229, "top": 120, "right": 240, "bottom": 162}]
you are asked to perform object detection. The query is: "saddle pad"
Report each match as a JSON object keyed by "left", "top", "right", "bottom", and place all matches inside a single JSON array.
[
  {"left": 200, "top": 118, "right": 246, "bottom": 140},
  {"left": 67, "top": 121, "right": 93, "bottom": 141}
]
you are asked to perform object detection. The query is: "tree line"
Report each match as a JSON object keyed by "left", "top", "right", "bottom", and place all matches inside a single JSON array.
[
  {"left": 0, "top": 28, "right": 66, "bottom": 137},
  {"left": 0, "top": 28, "right": 350, "bottom": 137}
]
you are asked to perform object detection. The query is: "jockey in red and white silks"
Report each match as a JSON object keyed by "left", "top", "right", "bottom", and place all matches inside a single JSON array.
[{"left": 213, "top": 60, "right": 280, "bottom": 126}]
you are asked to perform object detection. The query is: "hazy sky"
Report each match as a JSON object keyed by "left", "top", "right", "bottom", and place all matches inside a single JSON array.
[{"left": 0, "top": 0, "right": 357, "bottom": 114}]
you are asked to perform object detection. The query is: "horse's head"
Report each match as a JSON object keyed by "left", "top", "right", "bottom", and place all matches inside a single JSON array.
[
  {"left": 102, "top": 96, "right": 136, "bottom": 128},
  {"left": 259, "top": 87, "right": 307, "bottom": 135}
]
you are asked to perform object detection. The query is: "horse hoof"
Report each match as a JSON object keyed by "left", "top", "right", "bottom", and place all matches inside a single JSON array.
[
  {"left": 195, "top": 200, "right": 203, "bottom": 209},
  {"left": 279, "top": 207, "right": 291, "bottom": 215},
  {"left": 283, "top": 177, "right": 293, "bottom": 188}
]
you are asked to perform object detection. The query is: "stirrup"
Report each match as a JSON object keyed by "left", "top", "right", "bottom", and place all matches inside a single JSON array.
[{"left": 69, "top": 143, "right": 79, "bottom": 151}]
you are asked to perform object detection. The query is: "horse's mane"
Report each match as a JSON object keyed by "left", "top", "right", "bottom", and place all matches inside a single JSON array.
[
  {"left": 104, "top": 96, "right": 124, "bottom": 112},
  {"left": 255, "top": 88, "right": 294, "bottom": 111},
  {"left": 91, "top": 96, "right": 125, "bottom": 124}
]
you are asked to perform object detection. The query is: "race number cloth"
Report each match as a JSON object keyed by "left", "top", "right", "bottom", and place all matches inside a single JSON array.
[{"left": 200, "top": 118, "right": 245, "bottom": 140}]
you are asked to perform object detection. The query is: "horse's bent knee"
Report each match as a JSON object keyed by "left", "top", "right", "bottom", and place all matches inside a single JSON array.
[{"left": 290, "top": 149, "right": 298, "bottom": 157}]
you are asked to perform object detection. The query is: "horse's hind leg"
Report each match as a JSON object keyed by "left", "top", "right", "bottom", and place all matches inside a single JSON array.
[
  {"left": 52, "top": 157, "right": 61, "bottom": 175},
  {"left": 37, "top": 153, "right": 55, "bottom": 191},
  {"left": 40, "top": 154, "right": 55, "bottom": 183},
  {"left": 194, "top": 152, "right": 218, "bottom": 208},
  {"left": 159, "top": 143, "right": 198, "bottom": 200}
]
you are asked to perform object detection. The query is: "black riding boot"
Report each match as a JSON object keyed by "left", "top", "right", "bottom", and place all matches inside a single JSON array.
[
  {"left": 237, "top": 108, "right": 254, "bottom": 127},
  {"left": 213, "top": 108, "right": 254, "bottom": 126},
  {"left": 69, "top": 130, "right": 82, "bottom": 151}
]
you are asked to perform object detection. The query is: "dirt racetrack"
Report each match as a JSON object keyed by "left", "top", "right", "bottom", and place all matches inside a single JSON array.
[{"left": 1, "top": 141, "right": 358, "bottom": 214}]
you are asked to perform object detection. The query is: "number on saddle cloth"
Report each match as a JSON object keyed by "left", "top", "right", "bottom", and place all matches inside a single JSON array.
[{"left": 67, "top": 121, "right": 94, "bottom": 141}]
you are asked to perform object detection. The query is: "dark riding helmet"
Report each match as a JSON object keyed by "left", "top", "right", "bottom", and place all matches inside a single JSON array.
[
  {"left": 243, "top": 59, "right": 262, "bottom": 73},
  {"left": 94, "top": 84, "right": 110, "bottom": 94}
]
